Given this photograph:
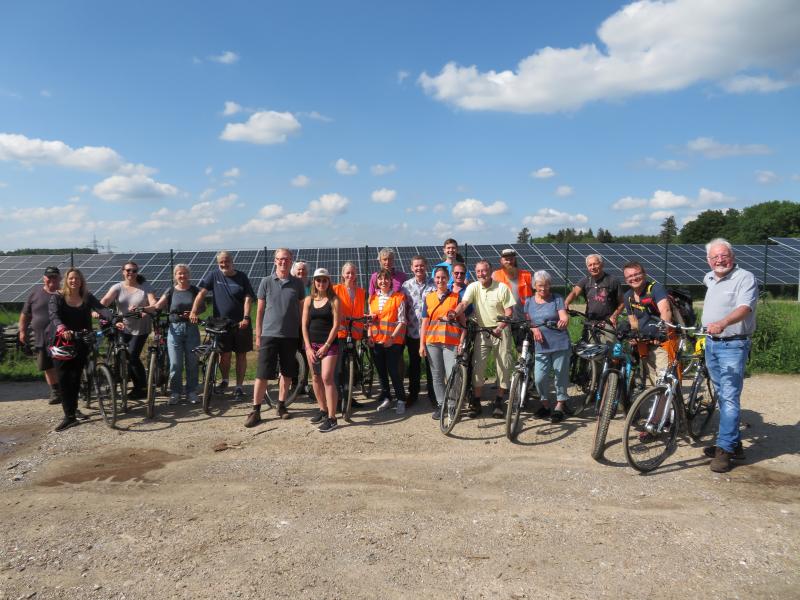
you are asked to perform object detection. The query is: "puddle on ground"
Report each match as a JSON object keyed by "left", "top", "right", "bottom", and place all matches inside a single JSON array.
[
  {"left": 39, "top": 448, "right": 186, "bottom": 487},
  {"left": 739, "top": 465, "right": 800, "bottom": 488},
  {"left": 0, "top": 423, "right": 46, "bottom": 457}
]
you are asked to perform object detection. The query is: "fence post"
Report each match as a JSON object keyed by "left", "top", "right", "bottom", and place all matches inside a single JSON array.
[
  {"left": 170, "top": 249, "right": 174, "bottom": 276},
  {"left": 70, "top": 251, "right": 74, "bottom": 268},
  {"left": 363, "top": 245, "right": 369, "bottom": 291},
  {"left": 763, "top": 243, "right": 769, "bottom": 292},
  {"left": 564, "top": 242, "right": 570, "bottom": 296},
  {"left": 663, "top": 242, "right": 669, "bottom": 287},
  {"left": 263, "top": 247, "right": 268, "bottom": 276}
]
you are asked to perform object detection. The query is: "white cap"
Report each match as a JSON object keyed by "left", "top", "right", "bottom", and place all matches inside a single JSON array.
[{"left": 312, "top": 268, "right": 330, "bottom": 279}]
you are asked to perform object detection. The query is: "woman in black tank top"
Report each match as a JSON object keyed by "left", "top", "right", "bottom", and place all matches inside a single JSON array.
[{"left": 301, "top": 268, "right": 342, "bottom": 432}]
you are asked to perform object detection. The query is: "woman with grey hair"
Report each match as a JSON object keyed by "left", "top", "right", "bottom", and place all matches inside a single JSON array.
[
  {"left": 291, "top": 261, "right": 311, "bottom": 295},
  {"left": 154, "top": 264, "right": 204, "bottom": 404},
  {"left": 524, "top": 270, "right": 571, "bottom": 423}
]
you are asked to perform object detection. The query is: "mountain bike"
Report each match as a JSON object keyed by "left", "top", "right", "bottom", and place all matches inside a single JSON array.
[
  {"left": 102, "top": 310, "right": 144, "bottom": 413},
  {"left": 75, "top": 328, "right": 119, "bottom": 428},
  {"left": 622, "top": 322, "right": 712, "bottom": 472},
  {"left": 566, "top": 310, "right": 611, "bottom": 417},
  {"left": 338, "top": 316, "right": 373, "bottom": 421},
  {"left": 145, "top": 311, "right": 170, "bottom": 419},
  {"left": 263, "top": 349, "right": 308, "bottom": 409},
  {"left": 194, "top": 317, "right": 236, "bottom": 415}
]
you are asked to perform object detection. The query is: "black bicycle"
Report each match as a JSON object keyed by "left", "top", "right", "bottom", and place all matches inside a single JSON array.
[
  {"left": 263, "top": 348, "right": 308, "bottom": 409},
  {"left": 145, "top": 311, "right": 171, "bottom": 419},
  {"left": 502, "top": 317, "right": 536, "bottom": 441},
  {"left": 194, "top": 317, "right": 236, "bottom": 415},
  {"left": 76, "top": 328, "right": 119, "bottom": 428},
  {"left": 566, "top": 309, "right": 611, "bottom": 417},
  {"left": 101, "top": 310, "right": 144, "bottom": 413},
  {"left": 338, "top": 316, "right": 374, "bottom": 421}
]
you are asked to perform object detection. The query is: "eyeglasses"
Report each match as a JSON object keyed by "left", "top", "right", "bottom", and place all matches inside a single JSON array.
[
  {"left": 314, "top": 278, "right": 329, "bottom": 283},
  {"left": 275, "top": 257, "right": 291, "bottom": 263},
  {"left": 708, "top": 254, "right": 731, "bottom": 261},
  {"left": 124, "top": 268, "right": 138, "bottom": 274},
  {"left": 624, "top": 272, "right": 644, "bottom": 281},
  {"left": 453, "top": 272, "right": 466, "bottom": 277}
]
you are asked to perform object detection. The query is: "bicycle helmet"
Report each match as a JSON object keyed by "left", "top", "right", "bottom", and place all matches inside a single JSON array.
[
  {"left": 49, "top": 336, "right": 77, "bottom": 361},
  {"left": 576, "top": 342, "right": 606, "bottom": 361}
]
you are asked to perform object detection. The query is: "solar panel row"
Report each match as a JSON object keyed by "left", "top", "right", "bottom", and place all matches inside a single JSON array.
[{"left": 1, "top": 242, "right": 798, "bottom": 303}]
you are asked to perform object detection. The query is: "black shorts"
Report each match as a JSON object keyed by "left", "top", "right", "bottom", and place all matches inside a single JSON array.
[
  {"left": 257, "top": 337, "right": 300, "bottom": 380},
  {"left": 217, "top": 324, "right": 254, "bottom": 354},
  {"left": 35, "top": 346, "right": 54, "bottom": 371}
]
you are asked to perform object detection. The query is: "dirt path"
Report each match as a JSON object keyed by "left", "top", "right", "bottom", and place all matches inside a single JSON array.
[{"left": 1, "top": 375, "right": 799, "bottom": 599}]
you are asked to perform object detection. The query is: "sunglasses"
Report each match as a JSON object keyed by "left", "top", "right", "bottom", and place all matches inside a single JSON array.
[
  {"left": 124, "top": 268, "right": 139, "bottom": 273},
  {"left": 453, "top": 272, "right": 466, "bottom": 277}
]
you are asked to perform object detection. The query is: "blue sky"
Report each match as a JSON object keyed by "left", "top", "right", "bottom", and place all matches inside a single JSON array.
[{"left": 1, "top": 0, "right": 799, "bottom": 252}]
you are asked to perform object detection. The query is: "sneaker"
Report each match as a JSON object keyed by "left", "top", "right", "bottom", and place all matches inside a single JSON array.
[
  {"left": 550, "top": 409, "right": 565, "bottom": 424},
  {"left": 216, "top": 380, "right": 229, "bottom": 394},
  {"left": 710, "top": 448, "right": 734, "bottom": 473},
  {"left": 233, "top": 387, "right": 244, "bottom": 403},
  {"left": 492, "top": 399, "right": 504, "bottom": 418},
  {"left": 704, "top": 442, "right": 745, "bottom": 460},
  {"left": 432, "top": 408, "right": 441, "bottom": 420},
  {"left": 377, "top": 399, "right": 392, "bottom": 411},
  {"left": 74, "top": 409, "right": 90, "bottom": 420},
  {"left": 277, "top": 402, "right": 290, "bottom": 420},
  {"left": 534, "top": 406, "right": 551, "bottom": 419},
  {"left": 54, "top": 416, "right": 79, "bottom": 432},
  {"left": 244, "top": 409, "right": 262, "bottom": 428},
  {"left": 187, "top": 391, "right": 199, "bottom": 405},
  {"left": 319, "top": 417, "right": 338, "bottom": 433},
  {"left": 310, "top": 409, "right": 327, "bottom": 424},
  {"left": 395, "top": 400, "right": 406, "bottom": 415},
  {"left": 169, "top": 393, "right": 180, "bottom": 406},
  {"left": 467, "top": 401, "right": 482, "bottom": 419}
]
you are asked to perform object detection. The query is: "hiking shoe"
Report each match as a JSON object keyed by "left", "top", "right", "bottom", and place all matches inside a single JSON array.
[
  {"left": 710, "top": 448, "right": 734, "bottom": 473},
  {"left": 377, "top": 399, "right": 392, "bottom": 412},
  {"left": 244, "top": 409, "right": 262, "bottom": 428},
  {"left": 74, "top": 409, "right": 89, "bottom": 420},
  {"left": 233, "top": 387, "right": 244, "bottom": 402},
  {"left": 467, "top": 401, "right": 482, "bottom": 419},
  {"left": 169, "top": 393, "right": 180, "bottom": 406},
  {"left": 187, "top": 391, "right": 199, "bottom": 404},
  {"left": 492, "top": 399, "right": 505, "bottom": 418},
  {"left": 534, "top": 406, "right": 551, "bottom": 419},
  {"left": 310, "top": 409, "right": 327, "bottom": 424},
  {"left": 319, "top": 417, "right": 338, "bottom": 433},
  {"left": 704, "top": 442, "right": 745, "bottom": 460},
  {"left": 550, "top": 409, "right": 565, "bottom": 424},
  {"left": 277, "top": 402, "right": 290, "bottom": 420},
  {"left": 395, "top": 400, "right": 406, "bottom": 415},
  {"left": 54, "top": 416, "right": 79, "bottom": 432},
  {"left": 432, "top": 408, "right": 441, "bottom": 420}
]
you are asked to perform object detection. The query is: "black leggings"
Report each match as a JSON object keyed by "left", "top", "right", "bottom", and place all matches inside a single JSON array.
[
  {"left": 123, "top": 332, "right": 148, "bottom": 392},
  {"left": 54, "top": 350, "right": 88, "bottom": 417}
]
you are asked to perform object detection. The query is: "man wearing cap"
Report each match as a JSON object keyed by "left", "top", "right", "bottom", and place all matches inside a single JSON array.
[
  {"left": 492, "top": 249, "right": 532, "bottom": 347},
  {"left": 19, "top": 267, "right": 63, "bottom": 404},
  {"left": 701, "top": 238, "right": 758, "bottom": 473},
  {"left": 246, "top": 248, "right": 306, "bottom": 427}
]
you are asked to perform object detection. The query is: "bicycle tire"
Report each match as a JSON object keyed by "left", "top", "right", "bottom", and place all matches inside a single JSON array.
[
  {"left": 95, "top": 364, "right": 118, "bottom": 428},
  {"left": 591, "top": 372, "right": 619, "bottom": 460},
  {"left": 80, "top": 365, "right": 93, "bottom": 408},
  {"left": 687, "top": 367, "right": 718, "bottom": 441},
  {"left": 264, "top": 350, "right": 305, "bottom": 408},
  {"left": 625, "top": 360, "right": 647, "bottom": 414},
  {"left": 505, "top": 372, "right": 525, "bottom": 442},
  {"left": 622, "top": 386, "right": 679, "bottom": 473},
  {"left": 117, "top": 349, "right": 129, "bottom": 413},
  {"left": 146, "top": 351, "right": 158, "bottom": 419},
  {"left": 343, "top": 354, "right": 356, "bottom": 421},
  {"left": 566, "top": 352, "right": 597, "bottom": 417},
  {"left": 158, "top": 348, "right": 170, "bottom": 397},
  {"left": 440, "top": 363, "right": 467, "bottom": 435},
  {"left": 360, "top": 345, "right": 374, "bottom": 398},
  {"left": 202, "top": 352, "right": 218, "bottom": 415}
]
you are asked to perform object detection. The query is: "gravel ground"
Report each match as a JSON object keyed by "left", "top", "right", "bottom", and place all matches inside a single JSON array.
[{"left": 1, "top": 374, "right": 798, "bottom": 600}]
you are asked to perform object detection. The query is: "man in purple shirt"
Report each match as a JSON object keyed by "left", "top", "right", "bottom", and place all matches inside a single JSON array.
[{"left": 368, "top": 248, "right": 408, "bottom": 297}]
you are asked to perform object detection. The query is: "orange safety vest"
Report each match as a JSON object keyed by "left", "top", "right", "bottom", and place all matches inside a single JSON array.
[
  {"left": 333, "top": 283, "right": 366, "bottom": 340},
  {"left": 493, "top": 268, "right": 533, "bottom": 303},
  {"left": 423, "top": 291, "right": 461, "bottom": 347},
  {"left": 369, "top": 292, "right": 406, "bottom": 345}
]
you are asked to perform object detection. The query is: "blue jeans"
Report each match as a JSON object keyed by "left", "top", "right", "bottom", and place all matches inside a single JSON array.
[
  {"left": 534, "top": 348, "right": 571, "bottom": 404},
  {"left": 167, "top": 322, "right": 201, "bottom": 394},
  {"left": 426, "top": 343, "right": 457, "bottom": 408},
  {"left": 705, "top": 337, "right": 750, "bottom": 452}
]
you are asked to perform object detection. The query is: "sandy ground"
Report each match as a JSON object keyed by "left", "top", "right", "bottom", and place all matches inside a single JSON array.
[{"left": 1, "top": 374, "right": 798, "bottom": 600}]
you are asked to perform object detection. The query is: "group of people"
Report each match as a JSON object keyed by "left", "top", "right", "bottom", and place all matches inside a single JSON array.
[{"left": 20, "top": 237, "right": 757, "bottom": 473}]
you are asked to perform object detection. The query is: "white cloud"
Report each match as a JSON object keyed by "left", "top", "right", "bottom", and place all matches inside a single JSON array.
[
  {"left": 335, "top": 158, "right": 358, "bottom": 175},
  {"left": 649, "top": 190, "right": 690, "bottom": 209},
  {"left": 140, "top": 194, "right": 238, "bottom": 230},
  {"left": 756, "top": 170, "right": 778, "bottom": 184},
  {"left": 555, "top": 185, "right": 574, "bottom": 197},
  {"left": 650, "top": 210, "right": 675, "bottom": 220},
  {"left": 291, "top": 174, "right": 310, "bottom": 187},
  {"left": 697, "top": 188, "right": 735, "bottom": 205},
  {"left": 199, "top": 233, "right": 223, "bottom": 245},
  {"left": 0, "top": 133, "right": 123, "bottom": 172},
  {"left": 451, "top": 198, "right": 508, "bottom": 217},
  {"left": 720, "top": 74, "right": 792, "bottom": 94},
  {"left": 371, "top": 188, "right": 397, "bottom": 203},
  {"left": 241, "top": 194, "right": 349, "bottom": 234},
  {"left": 371, "top": 163, "right": 397, "bottom": 175},
  {"left": 523, "top": 208, "right": 588, "bottom": 227},
  {"left": 612, "top": 196, "right": 648, "bottom": 210},
  {"left": 643, "top": 157, "right": 688, "bottom": 171},
  {"left": 300, "top": 111, "right": 333, "bottom": 122},
  {"left": 397, "top": 70, "right": 410, "bottom": 84},
  {"left": 310, "top": 193, "right": 349, "bottom": 215},
  {"left": 93, "top": 174, "right": 179, "bottom": 202},
  {"left": 220, "top": 111, "right": 301, "bottom": 144},
  {"left": 258, "top": 204, "right": 283, "bottom": 219},
  {"left": 455, "top": 217, "right": 486, "bottom": 232},
  {"left": 223, "top": 101, "right": 242, "bottom": 116},
  {"left": 419, "top": 0, "right": 800, "bottom": 113},
  {"left": 209, "top": 50, "right": 239, "bottom": 65},
  {"left": 619, "top": 214, "right": 644, "bottom": 229},
  {"left": 532, "top": 167, "right": 555, "bottom": 179},
  {"left": 686, "top": 137, "right": 771, "bottom": 158},
  {"left": 4, "top": 204, "right": 88, "bottom": 222},
  {"left": 615, "top": 188, "right": 734, "bottom": 212},
  {"left": 223, "top": 167, "right": 241, "bottom": 178},
  {"left": 117, "top": 162, "right": 157, "bottom": 176}
]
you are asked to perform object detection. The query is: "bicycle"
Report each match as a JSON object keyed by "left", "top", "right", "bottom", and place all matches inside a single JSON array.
[
  {"left": 76, "top": 328, "right": 119, "bottom": 428},
  {"left": 145, "top": 311, "right": 171, "bottom": 419},
  {"left": 439, "top": 318, "right": 499, "bottom": 436},
  {"left": 621, "top": 322, "right": 713, "bottom": 472},
  {"left": 338, "top": 316, "right": 374, "bottom": 421},
  {"left": 101, "top": 310, "right": 143, "bottom": 414},
  {"left": 262, "top": 349, "right": 308, "bottom": 409},
  {"left": 565, "top": 309, "right": 612, "bottom": 417},
  {"left": 194, "top": 317, "right": 236, "bottom": 415}
]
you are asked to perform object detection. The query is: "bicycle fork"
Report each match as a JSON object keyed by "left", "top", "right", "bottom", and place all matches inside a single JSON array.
[{"left": 644, "top": 381, "right": 676, "bottom": 434}]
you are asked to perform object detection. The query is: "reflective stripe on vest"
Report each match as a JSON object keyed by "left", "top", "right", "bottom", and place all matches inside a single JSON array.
[
  {"left": 334, "top": 283, "right": 366, "bottom": 340},
  {"left": 369, "top": 293, "right": 405, "bottom": 344},
  {"left": 424, "top": 292, "right": 460, "bottom": 346},
  {"left": 493, "top": 268, "right": 533, "bottom": 302}
]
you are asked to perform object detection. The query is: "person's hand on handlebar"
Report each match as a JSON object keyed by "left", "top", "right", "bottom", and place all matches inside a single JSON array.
[{"left": 530, "top": 326, "right": 543, "bottom": 344}]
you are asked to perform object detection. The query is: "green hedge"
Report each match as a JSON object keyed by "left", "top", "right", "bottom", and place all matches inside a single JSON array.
[{"left": 748, "top": 301, "right": 800, "bottom": 374}]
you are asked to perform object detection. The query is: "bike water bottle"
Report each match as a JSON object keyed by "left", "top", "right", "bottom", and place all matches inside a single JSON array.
[
  {"left": 612, "top": 342, "right": 623, "bottom": 358},
  {"left": 521, "top": 338, "right": 530, "bottom": 360}
]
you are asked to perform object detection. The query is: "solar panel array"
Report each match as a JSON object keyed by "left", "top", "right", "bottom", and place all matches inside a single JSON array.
[{"left": 1, "top": 242, "right": 798, "bottom": 302}]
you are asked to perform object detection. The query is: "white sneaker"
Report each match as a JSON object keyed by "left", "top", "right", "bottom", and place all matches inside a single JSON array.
[
  {"left": 395, "top": 400, "right": 406, "bottom": 415},
  {"left": 187, "top": 391, "right": 199, "bottom": 404},
  {"left": 168, "top": 393, "right": 180, "bottom": 405},
  {"left": 377, "top": 399, "right": 392, "bottom": 411}
]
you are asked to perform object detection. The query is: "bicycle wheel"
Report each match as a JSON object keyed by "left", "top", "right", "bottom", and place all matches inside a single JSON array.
[
  {"left": 625, "top": 361, "right": 647, "bottom": 413},
  {"left": 116, "top": 349, "right": 129, "bottom": 413},
  {"left": 622, "top": 387, "right": 679, "bottom": 473},
  {"left": 687, "top": 367, "right": 718, "bottom": 441},
  {"left": 94, "top": 364, "right": 118, "bottom": 428},
  {"left": 80, "top": 364, "right": 94, "bottom": 408},
  {"left": 591, "top": 372, "right": 619, "bottom": 461},
  {"left": 202, "top": 352, "right": 218, "bottom": 415},
  {"left": 440, "top": 363, "right": 467, "bottom": 435},
  {"left": 359, "top": 345, "right": 374, "bottom": 398},
  {"left": 505, "top": 372, "right": 526, "bottom": 442},
  {"left": 342, "top": 354, "right": 356, "bottom": 421},
  {"left": 158, "top": 349, "right": 170, "bottom": 397},
  {"left": 146, "top": 351, "right": 158, "bottom": 419},
  {"left": 566, "top": 352, "right": 597, "bottom": 417},
  {"left": 264, "top": 350, "right": 305, "bottom": 408}
]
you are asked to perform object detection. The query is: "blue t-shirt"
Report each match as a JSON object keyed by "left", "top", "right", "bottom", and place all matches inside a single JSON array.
[
  {"left": 524, "top": 293, "right": 570, "bottom": 354},
  {"left": 199, "top": 269, "right": 255, "bottom": 322},
  {"left": 623, "top": 280, "right": 668, "bottom": 335}
]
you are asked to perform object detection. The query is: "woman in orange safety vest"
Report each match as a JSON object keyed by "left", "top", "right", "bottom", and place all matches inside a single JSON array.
[{"left": 369, "top": 268, "right": 407, "bottom": 415}]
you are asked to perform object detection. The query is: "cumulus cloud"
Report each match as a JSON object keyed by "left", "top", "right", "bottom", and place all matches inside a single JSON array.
[
  {"left": 720, "top": 74, "right": 792, "bottom": 93},
  {"left": 291, "top": 174, "right": 310, "bottom": 187},
  {"left": 93, "top": 174, "right": 179, "bottom": 202},
  {"left": 0, "top": 133, "right": 123, "bottom": 172},
  {"left": 371, "top": 163, "right": 397, "bottom": 175},
  {"left": 451, "top": 198, "right": 508, "bottom": 217},
  {"left": 555, "top": 185, "right": 574, "bottom": 197},
  {"left": 223, "top": 167, "right": 241, "bottom": 178},
  {"left": 241, "top": 193, "right": 350, "bottom": 234},
  {"left": 531, "top": 167, "right": 555, "bottom": 179},
  {"left": 523, "top": 208, "right": 588, "bottom": 227},
  {"left": 650, "top": 210, "right": 675, "bottom": 221},
  {"left": 209, "top": 50, "right": 239, "bottom": 65},
  {"left": 697, "top": 188, "right": 735, "bottom": 205},
  {"left": 258, "top": 204, "right": 283, "bottom": 219},
  {"left": 3, "top": 204, "right": 88, "bottom": 222},
  {"left": 298, "top": 111, "right": 333, "bottom": 122},
  {"left": 612, "top": 196, "right": 648, "bottom": 210},
  {"left": 643, "top": 157, "right": 688, "bottom": 171},
  {"left": 756, "top": 170, "right": 778, "bottom": 184},
  {"left": 371, "top": 188, "right": 397, "bottom": 203},
  {"left": 686, "top": 137, "right": 771, "bottom": 158},
  {"left": 649, "top": 190, "right": 690, "bottom": 209},
  {"left": 335, "top": 158, "right": 358, "bottom": 175},
  {"left": 619, "top": 214, "right": 644, "bottom": 229},
  {"left": 455, "top": 217, "right": 486, "bottom": 232},
  {"left": 310, "top": 193, "right": 349, "bottom": 215},
  {"left": 223, "top": 101, "right": 242, "bottom": 116},
  {"left": 220, "top": 111, "right": 301, "bottom": 144},
  {"left": 419, "top": 0, "right": 800, "bottom": 113},
  {"left": 139, "top": 194, "right": 238, "bottom": 230}
]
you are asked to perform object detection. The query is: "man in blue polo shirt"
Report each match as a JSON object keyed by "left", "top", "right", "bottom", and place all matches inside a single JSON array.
[{"left": 700, "top": 238, "right": 758, "bottom": 473}]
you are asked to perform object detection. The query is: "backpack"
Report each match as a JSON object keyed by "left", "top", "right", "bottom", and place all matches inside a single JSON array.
[{"left": 667, "top": 288, "right": 696, "bottom": 327}]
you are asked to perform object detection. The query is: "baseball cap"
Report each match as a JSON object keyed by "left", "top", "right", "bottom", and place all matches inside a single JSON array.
[
  {"left": 312, "top": 268, "right": 330, "bottom": 279},
  {"left": 44, "top": 266, "right": 61, "bottom": 277},
  {"left": 501, "top": 249, "right": 516, "bottom": 257}
]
